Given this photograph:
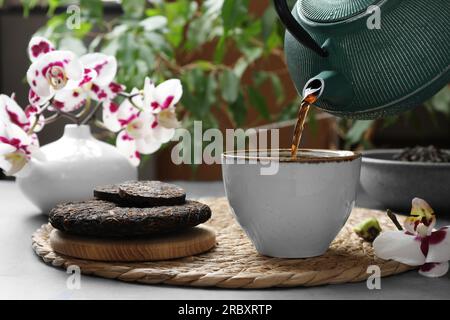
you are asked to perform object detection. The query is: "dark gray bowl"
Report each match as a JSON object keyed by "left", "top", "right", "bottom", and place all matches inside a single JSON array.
[{"left": 361, "top": 149, "right": 450, "bottom": 212}]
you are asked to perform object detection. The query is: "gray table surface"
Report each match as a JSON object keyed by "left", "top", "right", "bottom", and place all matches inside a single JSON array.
[{"left": 0, "top": 180, "right": 449, "bottom": 300}]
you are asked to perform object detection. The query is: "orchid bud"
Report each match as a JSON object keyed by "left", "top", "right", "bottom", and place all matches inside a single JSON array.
[{"left": 354, "top": 218, "right": 382, "bottom": 242}]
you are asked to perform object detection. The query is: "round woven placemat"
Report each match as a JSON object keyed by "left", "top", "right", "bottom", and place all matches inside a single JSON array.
[{"left": 32, "top": 197, "right": 414, "bottom": 289}]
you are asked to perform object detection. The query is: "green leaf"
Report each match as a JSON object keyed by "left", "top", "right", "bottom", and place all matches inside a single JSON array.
[
  {"left": 248, "top": 87, "right": 270, "bottom": 120},
  {"left": 74, "top": 22, "right": 93, "bottom": 39},
  {"left": 47, "top": 0, "right": 60, "bottom": 16},
  {"left": 219, "top": 69, "right": 240, "bottom": 104},
  {"left": 121, "top": 0, "right": 146, "bottom": 19},
  {"left": 21, "top": 0, "right": 38, "bottom": 17},
  {"left": 253, "top": 72, "right": 284, "bottom": 105},
  {"left": 221, "top": 0, "right": 248, "bottom": 32},
  {"left": 278, "top": 99, "right": 301, "bottom": 121},
  {"left": 59, "top": 37, "right": 87, "bottom": 56},
  {"left": 345, "top": 120, "right": 375, "bottom": 145},
  {"left": 139, "top": 16, "right": 167, "bottom": 32},
  {"left": 261, "top": 6, "right": 278, "bottom": 41},
  {"left": 46, "top": 14, "right": 68, "bottom": 29},
  {"left": 228, "top": 92, "right": 247, "bottom": 126},
  {"left": 185, "top": 0, "right": 221, "bottom": 50},
  {"left": 214, "top": 35, "right": 226, "bottom": 63},
  {"left": 253, "top": 71, "right": 269, "bottom": 87},
  {"left": 181, "top": 70, "right": 218, "bottom": 118},
  {"left": 269, "top": 74, "right": 284, "bottom": 104},
  {"left": 234, "top": 47, "right": 263, "bottom": 78},
  {"left": 193, "top": 61, "right": 216, "bottom": 71},
  {"left": 426, "top": 86, "right": 450, "bottom": 116},
  {"left": 80, "top": 0, "right": 103, "bottom": 20}
]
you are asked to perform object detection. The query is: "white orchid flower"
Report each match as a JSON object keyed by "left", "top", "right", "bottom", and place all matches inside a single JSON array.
[
  {"left": 52, "top": 53, "right": 124, "bottom": 112},
  {"left": 0, "top": 122, "right": 39, "bottom": 176},
  {"left": 142, "top": 77, "right": 182, "bottom": 143},
  {"left": 103, "top": 77, "right": 183, "bottom": 166},
  {"left": 0, "top": 94, "right": 44, "bottom": 133},
  {"left": 104, "top": 88, "right": 161, "bottom": 166},
  {"left": 26, "top": 37, "right": 84, "bottom": 104},
  {"left": 27, "top": 36, "right": 55, "bottom": 62},
  {"left": 374, "top": 198, "right": 450, "bottom": 278},
  {"left": 27, "top": 37, "right": 125, "bottom": 112},
  {"left": 79, "top": 53, "right": 125, "bottom": 102}
]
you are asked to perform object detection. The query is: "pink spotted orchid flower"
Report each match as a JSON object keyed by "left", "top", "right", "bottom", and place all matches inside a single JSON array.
[
  {"left": 102, "top": 78, "right": 182, "bottom": 166},
  {"left": 142, "top": 77, "right": 181, "bottom": 142},
  {"left": 27, "top": 36, "right": 125, "bottom": 112},
  {"left": 0, "top": 123, "right": 34, "bottom": 176},
  {"left": 0, "top": 94, "right": 42, "bottom": 175},
  {"left": 374, "top": 198, "right": 450, "bottom": 278},
  {"left": 52, "top": 53, "right": 125, "bottom": 112},
  {"left": 27, "top": 37, "right": 84, "bottom": 105},
  {"left": 0, "top": 94, "right": 44, "bottom": 133}
]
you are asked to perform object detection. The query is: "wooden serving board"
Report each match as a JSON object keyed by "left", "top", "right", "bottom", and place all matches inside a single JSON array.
[{"left": 49, "top": 226, "right": 216, "bottom": 262}]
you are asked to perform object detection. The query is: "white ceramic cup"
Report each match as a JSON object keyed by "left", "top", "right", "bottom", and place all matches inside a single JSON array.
[{"left": 221, "top": 149, "right": 362, "bottom": 258}]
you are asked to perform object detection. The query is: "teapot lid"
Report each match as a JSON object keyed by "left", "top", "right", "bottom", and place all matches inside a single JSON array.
[{"left": 299, "top": 0, "right": 379, "bottom": 23}]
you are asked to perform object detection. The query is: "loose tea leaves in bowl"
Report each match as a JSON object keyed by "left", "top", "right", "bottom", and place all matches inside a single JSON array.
[{"left": 393, "top": 146, "right": 450, "bottom": 163}]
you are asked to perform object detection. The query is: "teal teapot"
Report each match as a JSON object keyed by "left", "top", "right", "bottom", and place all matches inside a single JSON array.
[{"left": 274, "top": 0, "right": 450, "bottom": 119}]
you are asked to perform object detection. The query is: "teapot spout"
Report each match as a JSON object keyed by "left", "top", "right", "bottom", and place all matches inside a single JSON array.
[{"left": 304, "top": 71, "right": 354, "bottom": 108}]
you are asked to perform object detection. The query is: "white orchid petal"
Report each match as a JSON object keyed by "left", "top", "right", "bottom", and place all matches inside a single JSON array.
[
  {"left": 78, "top": 68, "right": 97, "bottom": 88},
  {"left": 426, "top": 227, "right": 450, "bottom": 263},
  {"left": 116, "top": 131, "right": 140, "bottom": 166},
  {"left": 153, "top": 126, "right": 175, "bottom": 144},
  {"left": 0, "top": 155, "right": 13, "bottom": 175},
  {"left": 143, "top": 77, "right": 156, "bottom": 111},
  {"left": 135, "top": 135, "right": 162, "bottom": 155},
  {"left": 106, "top": 82, "right": 125, "bottom": 99},
  {"left": 5, "top": 123, "right": 31, "bottom": 146},
  {"left": 157, "top": 109, "right": 180, "bottom": 129},
  {"left": 29, "top": 133, "right": 40, "bottom": 148},
  {"left": 154, "top": 79, "right": 183, "bottom": 109},
  {"left": 24, "top": 105, "right": 45, "bottom": 132},
  {"left": 3, "top": 152, "right": 28, "bottom": 176},
  {"left": 80, "top": 53, "right": 117, "bottom": 87},
  {"left": 28, "top": 37, "right": 55, "bottom": 62},
  {"left": 0, "top": 95, "right": 29, "bottom": 130},
  {"left": 102, "top": 101, "right": 122, "bottom": 133},
  {"left": 419, "top": 261, "right": 449, "bottom": 278},
  {"left": 89, "top": 82, "right": 124, "bottom": 102},
  {"left": 115, "top": 99, "right": 140, "bottom": 128},
  {"left": 53, "top": 89, "right": 87, "bottom": 112},
  {"left": 26, "top": 50, "right": 79, "bottom": 98},
  {"left": 0, "top": 143, "right": 16, "bottom": 156},
  {"left": 130, "top": 87, "right": 144, "bottom": 109},
  {"left": 373, "top": 231, "right": 426, "bottom": 266},
  {"left": 65, "top": 57, "right": 84, "bottom": 81},
  {"left": 28, "top": 89, "right": 51, "bottom": 106}
]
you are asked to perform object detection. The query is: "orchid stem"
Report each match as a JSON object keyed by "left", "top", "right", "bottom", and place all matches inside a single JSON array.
[
  {"left": 75, "top": 97, "right": 92, "bottom": 125},
  {"left": 387, "top": 209, "right": 404, "bottom": 231},
  {"left": 118, "top": 92, "right": 140, "bottom": 99},
  {"left": 43, "top": 114, "right": 59, "bottom": 125},
  {"left": 80, "top": 102, "right": 102, "bottom": 125},
  {"left": 56, "top": 110, "right": 79, "bottom": 123},
  {"left": 27, "top": 102, "right": 50, "bottom": 135}
]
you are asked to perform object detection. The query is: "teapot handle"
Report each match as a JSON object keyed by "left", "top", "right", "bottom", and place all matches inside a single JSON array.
[{"left": 273, "top": 0, "right": 328, "bottom": 57}]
